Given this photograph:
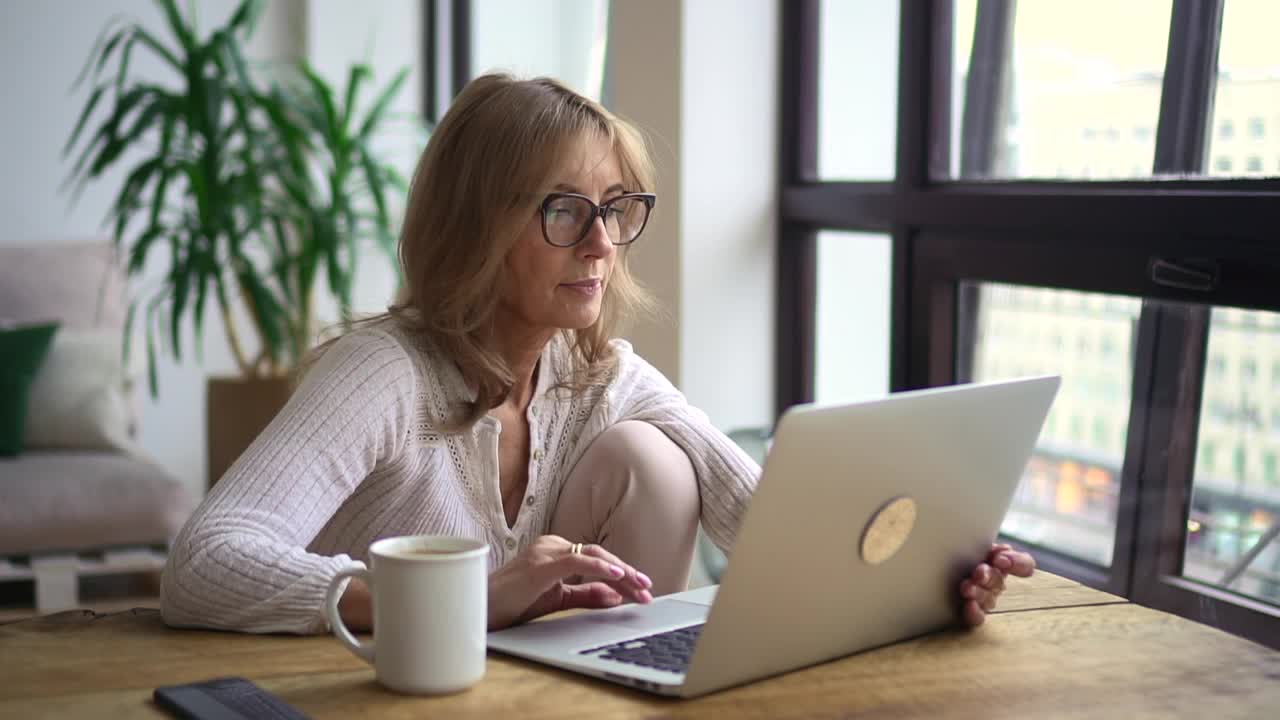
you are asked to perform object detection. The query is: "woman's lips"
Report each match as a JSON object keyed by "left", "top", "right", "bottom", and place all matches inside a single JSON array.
[{"left": 560, "top": 278, "right": 602, "bottom": 296}]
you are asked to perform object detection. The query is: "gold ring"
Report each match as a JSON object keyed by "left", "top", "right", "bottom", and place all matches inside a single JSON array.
[{"left": 570, "top": 542, "right": 583, "bottom": 555}]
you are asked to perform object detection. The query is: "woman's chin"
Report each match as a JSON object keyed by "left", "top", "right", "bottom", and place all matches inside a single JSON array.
[{"left": 554, "top": 307, "right": 603, "bottom": 331}]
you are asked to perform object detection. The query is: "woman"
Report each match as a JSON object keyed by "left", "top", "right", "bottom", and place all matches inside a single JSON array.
[{"left": 161, "top": 74, "right": 1031, "bottom": 635}]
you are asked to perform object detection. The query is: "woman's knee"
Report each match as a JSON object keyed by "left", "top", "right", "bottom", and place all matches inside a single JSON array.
[{"left": 592, "top": 421, "right": 699, "bottom": 511}]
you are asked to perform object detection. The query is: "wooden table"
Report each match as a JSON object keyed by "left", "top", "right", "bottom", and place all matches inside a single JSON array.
[{"left": 2, "top": 573, "right": 1277, "bottom": 719}]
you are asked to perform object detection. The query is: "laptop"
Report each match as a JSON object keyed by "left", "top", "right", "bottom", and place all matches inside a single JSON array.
[{"left": 487, "top": 376, "right": 1061, "bottom": 698}]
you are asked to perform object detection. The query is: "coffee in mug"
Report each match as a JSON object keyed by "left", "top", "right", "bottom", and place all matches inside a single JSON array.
[{"left": 324, "top": 535, "right": 489, "bottom": 694}]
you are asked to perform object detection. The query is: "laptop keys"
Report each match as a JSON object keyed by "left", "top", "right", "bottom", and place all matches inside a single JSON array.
[{"left": 578, "top": 624, "right": 704, "bottom": 673}]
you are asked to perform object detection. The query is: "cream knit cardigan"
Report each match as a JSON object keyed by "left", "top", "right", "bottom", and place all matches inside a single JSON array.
[{"left": 160, "top": 323, "right": 761, "bottom": 634}]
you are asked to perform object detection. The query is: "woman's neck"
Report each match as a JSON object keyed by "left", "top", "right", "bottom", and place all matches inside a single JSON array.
[{"left": 493, "top": 322, "right": 555, "bottom": 412}]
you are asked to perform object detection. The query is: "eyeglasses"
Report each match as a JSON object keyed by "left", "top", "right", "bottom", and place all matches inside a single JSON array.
[{"left": 538, "top": 192, "right": 656, "bottom": 248}]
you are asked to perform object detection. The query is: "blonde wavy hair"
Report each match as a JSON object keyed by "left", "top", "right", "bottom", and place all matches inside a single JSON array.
[{"left": 330, "top": 74, "right": 658, "bottom": 428}]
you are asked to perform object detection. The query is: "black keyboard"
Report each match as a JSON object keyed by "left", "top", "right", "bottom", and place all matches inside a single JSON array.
[{"left": 578, "top": 624, "right": 704, "bottom": 674}]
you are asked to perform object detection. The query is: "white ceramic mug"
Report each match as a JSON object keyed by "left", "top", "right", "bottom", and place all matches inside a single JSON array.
[{"left": 324, "top": 535, "right": 489, "bottom": 694}]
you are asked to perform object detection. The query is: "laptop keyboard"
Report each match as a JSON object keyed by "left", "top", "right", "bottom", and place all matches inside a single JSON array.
[{"left": 578, "top": 624, "right": 704, "bottom": 674}]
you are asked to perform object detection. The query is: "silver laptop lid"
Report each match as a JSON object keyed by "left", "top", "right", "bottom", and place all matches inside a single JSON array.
[{"left": 680, "top": 376, "right": 1060, "bottom": 697}]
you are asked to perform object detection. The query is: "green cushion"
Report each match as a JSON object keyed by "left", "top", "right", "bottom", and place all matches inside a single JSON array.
[{"left": 0, "top": 322, "right": 59, "bottom": 457}]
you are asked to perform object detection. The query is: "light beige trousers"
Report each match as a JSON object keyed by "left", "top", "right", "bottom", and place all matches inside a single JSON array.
[{"left": 549, "top": 421, "right": 701, "bottom": 596}]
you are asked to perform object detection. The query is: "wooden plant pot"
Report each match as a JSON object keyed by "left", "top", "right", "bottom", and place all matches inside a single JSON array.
[{"left": 206, "top": 375, "right": 295, "bottom": 489}]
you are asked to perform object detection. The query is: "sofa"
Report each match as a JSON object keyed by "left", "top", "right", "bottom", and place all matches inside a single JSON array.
[{"left": 0, "top": 242, "right": 193, "bottom": 612}]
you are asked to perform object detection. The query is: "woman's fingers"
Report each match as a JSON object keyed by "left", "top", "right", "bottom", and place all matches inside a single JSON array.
[
  {"left": 535, "top": 552, "right": 650, "bottom": 603},
  {"left": 971, "top": 563, "right": 1006, "bottom": 593},
  {"left": 963, "top": 599, "right": 986, "bottom": 627},
  {"left": 559, "top": 582, "right": 624, "bottom": 610},
  {"left": 580, "top": 544, "right": 653, "bottom": 591},
  {"left": 990, "top": 549, "right": 1036, "bottom": 577},
  {"left": 961, "top": 547, "right": 1034, "bottom": 627},
  {"left": 540, "top": 552, "right": 625, "bottom": 587},
  {"left": 961, "top": 579, "right": 999, "bottom": 612},
  {"left": 573, "top": 543, "right": 653, "bottom": 602}
]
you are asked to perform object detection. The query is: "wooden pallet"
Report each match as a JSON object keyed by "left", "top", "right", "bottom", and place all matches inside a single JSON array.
[{"left": 0, "top": 548, "right": 167, "bottom": 613}]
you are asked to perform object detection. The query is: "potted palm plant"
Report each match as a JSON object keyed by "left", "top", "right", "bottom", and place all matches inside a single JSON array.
[{"left": 67, "top": 0, "right": 415, "bottom": 486}]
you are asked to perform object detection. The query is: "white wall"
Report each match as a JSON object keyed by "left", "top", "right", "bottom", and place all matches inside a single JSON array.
[
  {"left": 609, "top": 0, "right": 777, "bottom": 434},
  {"left": 305, "top": 0, "right": 423, "bottom": 325},
  {"left": 0, "top": 0, "right": 420, "bottom": 500},
  {"left": 678, "top": 0, "right": 777, "bottom": 431}
]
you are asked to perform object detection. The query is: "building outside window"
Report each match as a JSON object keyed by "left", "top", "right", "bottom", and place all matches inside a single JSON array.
[{"left": 784, "top": 0, "right": 1280, "bottom": 647}]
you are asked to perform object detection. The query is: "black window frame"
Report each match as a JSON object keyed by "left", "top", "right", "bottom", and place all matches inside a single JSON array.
[
  {"left": 422, "top": 0, "right": 471, "bottom": 124},
  {"left": 778, "top": 0, "right": 1280, "bottom": 648}
]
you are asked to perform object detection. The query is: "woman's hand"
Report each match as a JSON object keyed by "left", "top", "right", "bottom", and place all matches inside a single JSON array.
[
  {"left": 488, "top": 535, "right": 654, "bottom": 631},
  {"left": 960, "top": 543, "right": 1035, "bottom": 627}
]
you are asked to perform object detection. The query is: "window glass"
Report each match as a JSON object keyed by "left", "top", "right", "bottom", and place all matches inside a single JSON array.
[
  {"left": 943, "top": 0, "right": 1172, "bottom": 179},
  {"left": 814, "top": 231, "right": 891, "bottom": 404},
  {"left": 1207, "top": 0, "right": 1280, "bottom": 178},
  {"left": 963, "top": 283, "right": 1142, "bottom": 566},
  {"left": 817, "top": 0, "right": 898, "bottom": 180},
  {"left": 1185, "top": 307, "right": 1280, "bottom": 607}
]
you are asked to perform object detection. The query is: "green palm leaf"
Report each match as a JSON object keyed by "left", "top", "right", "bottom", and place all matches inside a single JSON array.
[
  {"left": 68, "top": 0, "right": 417, "bottom": 393},
  {"left": 358, "top": 68, "right": 409, "bottom": 140}
]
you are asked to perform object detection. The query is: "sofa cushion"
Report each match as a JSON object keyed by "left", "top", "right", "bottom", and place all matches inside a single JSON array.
[
  {"left": 0, "top": 242, "right": 126, "bottom": 331},
  {"left": 0, "top": 242, "right": 138, "bottom": 440},
  {"left": 0, "top": 452, "right": 193, "bottom": 555},
  {"left": 0, "top": 323, "right": 60, "bottom": 457},
  {"left": 23, "top": 329, "right": 139, "bottom": 455}
]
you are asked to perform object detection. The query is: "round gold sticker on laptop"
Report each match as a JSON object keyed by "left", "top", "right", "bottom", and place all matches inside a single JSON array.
[{"left": 860, "top": 496, "right": 917, "bottom": 565}]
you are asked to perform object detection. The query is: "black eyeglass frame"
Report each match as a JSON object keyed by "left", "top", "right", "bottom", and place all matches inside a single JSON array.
[{"left": 537, "top": 192, "right": 657, "bottom": 248}]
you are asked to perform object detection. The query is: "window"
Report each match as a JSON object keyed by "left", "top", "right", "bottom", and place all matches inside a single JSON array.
[
  {"left": 1201, "top": 442, "right": 1217, "bottom": 471},
  {"left": 1189, "top": 321, "right": 1280, "bottom": 601},
  {"left": 422, "top": 1, "right": 472, "bottom": 124},
  {"left": 968, "top": 284, "right": 1139, "bottom": 566},
  {"left": 941, "top": 0, "right": 1171, "bottom": 180},
  {"left": 1209, "top": 0, "right": 1280, "bottom": 178},
  {"left": 1211, "top": 353, "right": 1227, "bottom": 378},
  {"left": 817, "top": 1, "right": 899, "bottom": 179},
  {"left": 1101, "top": 333, "right": 1117, "bottom": 357},
  {"left": 1242, "top": 357, "right": 1258, "bottom": 381},
  {"left": 781, "top": 0, "right": 1280, "bottom": 648},
  {"left": 1092, "top": 417, "right": 1110, "bottom": 450},
  {"left": 470, "top": 0, "right": 609, "bottom": 101},
  {"left": 814, "top": 232, "right": 891, "bottom": 404}
]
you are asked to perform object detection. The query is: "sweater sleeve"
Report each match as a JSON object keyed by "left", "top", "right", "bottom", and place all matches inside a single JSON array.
[
  {"left": 605, "top": 342, "right": 761, "bottom": 554},
  {"left": 160, "top": 330, "right": 415, "bottom": 634}
]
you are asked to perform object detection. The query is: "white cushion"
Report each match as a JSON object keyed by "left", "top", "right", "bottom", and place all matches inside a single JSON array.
[
  {"left": 22, "top": 329, "right": 139, "bottom": 455},
  {"left": 0, "top": 451, "right": 192, "bottom": 555}
]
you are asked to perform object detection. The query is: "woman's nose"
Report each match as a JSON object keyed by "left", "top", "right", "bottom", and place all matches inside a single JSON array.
[{"left": 577, "top": 215, "right": 613, "bottom": 257}]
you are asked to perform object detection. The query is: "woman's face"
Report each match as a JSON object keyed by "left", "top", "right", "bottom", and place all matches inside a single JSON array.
[{"left": 500, "top": 133, "right": 623, "bottom": 339}]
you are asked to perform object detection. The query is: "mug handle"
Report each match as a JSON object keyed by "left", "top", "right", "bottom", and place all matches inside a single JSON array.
[{"left": 325, "top": 566, "right": 375, "bottom": 664}]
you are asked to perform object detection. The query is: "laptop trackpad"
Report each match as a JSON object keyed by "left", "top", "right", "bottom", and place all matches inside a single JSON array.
[
  {"left": 576, "top": 597, "right": 708, "bottom": 630},
  {"left": 488, "top": 598, "right": 709, "bottom": 653}
]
